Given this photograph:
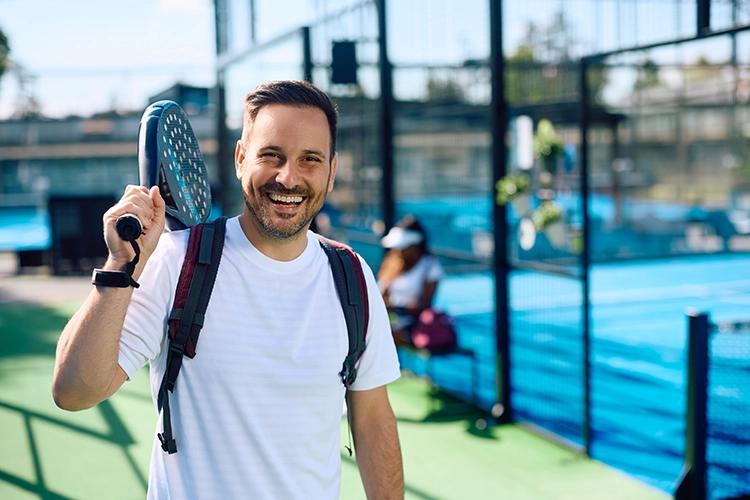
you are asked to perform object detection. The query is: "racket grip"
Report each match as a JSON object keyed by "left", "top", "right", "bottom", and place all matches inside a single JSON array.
[{"left": 116, "top": 214, "right": 143, "bottom": 242}]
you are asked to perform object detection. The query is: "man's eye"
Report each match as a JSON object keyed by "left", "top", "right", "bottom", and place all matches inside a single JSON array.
[{"left": 304, "top": 156, "right": 321, "bottom": 163}]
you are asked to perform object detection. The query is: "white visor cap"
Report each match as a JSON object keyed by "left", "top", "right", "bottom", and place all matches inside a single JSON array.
[{"left": 380, "top": 227, "right": 424, "bottom": 249}]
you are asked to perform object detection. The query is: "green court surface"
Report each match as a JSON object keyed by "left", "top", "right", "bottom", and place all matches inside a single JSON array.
[{"left": 0, "top": 299, "right": 669, "bottom": 500}]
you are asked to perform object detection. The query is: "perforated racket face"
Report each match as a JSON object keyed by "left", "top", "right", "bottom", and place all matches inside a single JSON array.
[{"left": 156, "top": 103, "right": 211, "bottom": 230}]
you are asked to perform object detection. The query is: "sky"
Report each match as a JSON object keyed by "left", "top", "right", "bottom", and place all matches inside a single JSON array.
[{"left": 0, "top": 0, "right": 216, "bottom": 119}]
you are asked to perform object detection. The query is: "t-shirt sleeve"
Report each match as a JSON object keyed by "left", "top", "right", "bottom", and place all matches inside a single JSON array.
[
  {"left": 117, "top": 231, "right": 186, "bottom": 380},
  {"left": 348, "top": 257, "right": 401, "bottom": 392},
  {"left": 426, "top": 255, "right": 444, "bottom": 283}
]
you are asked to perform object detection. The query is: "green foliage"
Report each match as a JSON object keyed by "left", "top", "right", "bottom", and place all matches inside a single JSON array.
[
  {"left": 426, "top": 77, "right": 464, "bottom": 103},
  {"left": 503, "top": 12, "right": 608, "bottom": 107},
  {"left": 531, "top": 200, "right": 562, "bottom": 230},
  {"left": 634, "top": 59, "right": 661, "bottom": 90},
  {"left": 0, "top": 26, "right": 9, "bottom": 83},
  {"left": 533, "top": 119, "right": 563, "bottom": 173},
  {"left": 505, "top": 45, "right": 580, "bottom": 106},
  {"left": 495, "top": 173, "right": 530, "bottom": 206},
  {"left": 533, "top": 119, "right": 563, "bottom": 158}
]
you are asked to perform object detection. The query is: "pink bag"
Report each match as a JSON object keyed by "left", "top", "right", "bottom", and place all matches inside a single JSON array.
[{"left": 411, "top": 308, "right": 457, "bottom": 354}]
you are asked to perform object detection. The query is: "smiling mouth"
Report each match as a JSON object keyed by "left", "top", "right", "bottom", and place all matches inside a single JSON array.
[{"left": 268, "top": 192, "right": 305, "bottom": 206}]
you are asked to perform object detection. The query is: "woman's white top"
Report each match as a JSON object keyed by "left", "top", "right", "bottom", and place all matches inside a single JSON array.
[{"left": 380, "top": 254, "right": 443, "bottom": 308}]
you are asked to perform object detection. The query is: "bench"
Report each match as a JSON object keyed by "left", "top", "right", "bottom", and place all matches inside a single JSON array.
[{"left": 398, "top": 344, "right": 479, "bottom": 406}]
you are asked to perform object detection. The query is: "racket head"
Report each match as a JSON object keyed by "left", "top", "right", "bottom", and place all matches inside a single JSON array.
[{"left": 138, "top": 100, "right": 211, "bottom": 231}]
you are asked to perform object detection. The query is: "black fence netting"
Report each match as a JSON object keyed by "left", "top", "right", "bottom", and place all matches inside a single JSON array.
[{"left": 708, "top": 321, "right": 750, "bottom": 500}]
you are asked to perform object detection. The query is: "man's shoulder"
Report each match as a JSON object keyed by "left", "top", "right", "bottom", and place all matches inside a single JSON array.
[{"left": 156, "top": 226, "right": 190, "bottom": 255}]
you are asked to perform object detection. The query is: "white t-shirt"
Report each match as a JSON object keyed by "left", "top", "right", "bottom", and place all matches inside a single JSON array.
[
  {"left": 118, "top": 216, "right": 401, "bottom": 500},
  {"left": 380, "top": 254, "right": 444, "bottom": 308}
]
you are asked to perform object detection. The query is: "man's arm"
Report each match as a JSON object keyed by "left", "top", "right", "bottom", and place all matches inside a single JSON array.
[
  {"left": 52, "top": 185, "right": 165, "bottom": 411},
  {"left": 347, "top": 385, "right": 404, "bottom": 499}
]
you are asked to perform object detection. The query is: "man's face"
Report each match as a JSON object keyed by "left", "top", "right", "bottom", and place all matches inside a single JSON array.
[{"left": 235, "top": 104, "right": 337, "bottom": 240}]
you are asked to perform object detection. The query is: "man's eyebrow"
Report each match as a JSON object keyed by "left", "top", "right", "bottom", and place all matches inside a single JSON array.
[{"left": 301, "top": 149, "right": 326, "bottom": 158}]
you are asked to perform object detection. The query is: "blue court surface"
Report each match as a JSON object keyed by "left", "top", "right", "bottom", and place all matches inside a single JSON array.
[{"left": 399, "top": 253, "right": 750, "bottom": 498}]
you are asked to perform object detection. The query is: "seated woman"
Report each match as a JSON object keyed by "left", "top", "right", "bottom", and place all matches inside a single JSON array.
[{"left": 377, "top": 216, "right": 444, "bottom": 347}]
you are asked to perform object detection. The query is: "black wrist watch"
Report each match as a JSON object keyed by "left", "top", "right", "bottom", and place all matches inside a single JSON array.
[{"left": 91, "top": 269, "right": 140, "bottom": 288}]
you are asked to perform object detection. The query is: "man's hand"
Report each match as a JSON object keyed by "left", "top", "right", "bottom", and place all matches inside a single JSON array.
[{"left": 102, "top": 185, "right": 165, "bottom": 276}]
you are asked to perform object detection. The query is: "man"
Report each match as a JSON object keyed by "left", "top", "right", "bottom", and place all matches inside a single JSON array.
[{"left": 52, "top": 80, "right": 404, "bottom": 499}]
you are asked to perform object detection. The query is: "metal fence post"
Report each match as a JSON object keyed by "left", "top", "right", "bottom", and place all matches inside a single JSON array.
[
  {"left": 375, "top": 0, "right": 394, "bottom": 232},
  {"left": 489, "top": 0, "right": 511, "bottom": 424},
  {"left": 675, "top": 310, "right": 709, "bottom": 500},
  {"left": 579, "top": 57, "right": 592, "bottom": 457}
]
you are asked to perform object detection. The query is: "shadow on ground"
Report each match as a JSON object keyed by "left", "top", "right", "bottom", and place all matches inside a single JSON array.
[
  {"left": 0, "top": 303, "right": 148, "bottom": 499},
  {"left": 396, "top": 383, "right": 497, "bottom": 440}
]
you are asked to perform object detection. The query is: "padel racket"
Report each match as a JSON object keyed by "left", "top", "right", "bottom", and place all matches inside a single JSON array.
[{"left": 116, "top": 100, "right": 211, "bottom": 239}]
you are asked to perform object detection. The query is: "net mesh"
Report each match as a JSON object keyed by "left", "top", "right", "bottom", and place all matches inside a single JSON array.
[{"left": 707, "top": 322, "right": 750, "bottom": 500}]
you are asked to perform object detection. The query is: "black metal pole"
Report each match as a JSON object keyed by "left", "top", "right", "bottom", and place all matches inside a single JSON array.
[
  {"left": 214, "top": 75, "right": 231, "bottom": 216},
  {"left": 213, "top": 0, "right": 231, "bottom": 216},
  {"left": 302, "top": 27, "right": 312, "bottom": 83},
  {"left": 697, "top": 0, "right": 711, "bottom": 37},
  {"left": 249, "top": 0, "right": 256, "bottom": 45},
  {"left": 675, "top": 311, "right": 709, "bottom": 500},
  {"left": 376, "top": 0, "right": 394, "bottom": 231},
  {"left": 490, "top": 0, "right": 511, "bottom": 424},
  {"left": 579, "top": 58, "right": 592, "bottom": 456}
]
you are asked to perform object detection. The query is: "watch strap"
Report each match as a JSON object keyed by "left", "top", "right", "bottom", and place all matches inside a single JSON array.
[{"left": 92, "top": 269, "right": 140, "bottom": 288}]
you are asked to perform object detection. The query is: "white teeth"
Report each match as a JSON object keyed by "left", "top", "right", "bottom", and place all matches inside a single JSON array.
[{"left": 269, "top": 193, "right": 303, "bottom": 203}]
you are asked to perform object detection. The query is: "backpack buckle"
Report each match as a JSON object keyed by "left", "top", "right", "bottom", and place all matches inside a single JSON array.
[
  {"left": 339, "top": 363, "right": 357, "bottom": 388},
  {"left": 158, "top": 433, "right": 178, "bottom": 454},
  {"left": 169, "top": 342, "right": 185, "bottom": 357}
]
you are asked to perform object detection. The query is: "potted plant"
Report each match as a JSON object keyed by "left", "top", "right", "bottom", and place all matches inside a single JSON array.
[
  {"left": 533, "top": 199, "right": 565, "bottom": 248},
  {"left": 495, "top": 173, "right": 530, "bottom": 208},
  {"left": 533, "top": 119, "right": 563, "bottom": 174}
]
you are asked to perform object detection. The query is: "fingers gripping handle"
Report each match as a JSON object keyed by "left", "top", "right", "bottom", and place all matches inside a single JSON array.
[
  {"left": 91, "top": 213, "right": 142, "bottom": 288},
  {"left": 116, "top": 214, "right": 143, "bottom": 242},
  {"left": 115, "top": 214, "right": 142, "bottom": 283}
]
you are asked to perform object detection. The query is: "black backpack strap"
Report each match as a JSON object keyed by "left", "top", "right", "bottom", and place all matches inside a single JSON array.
[
  {"left": 317, "top": 236, "right": 369, "bottom": 388},
  {"left": 157, "top": 216, "right": 227, "bottom": 454}
]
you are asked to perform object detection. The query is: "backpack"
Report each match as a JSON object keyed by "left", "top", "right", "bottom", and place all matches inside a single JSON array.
[
  {"left": 411, "top": 308, "right": 457, "bottom": 354},
  {"left": 156, "top": 216, "right": 369, "bottom": 454}
]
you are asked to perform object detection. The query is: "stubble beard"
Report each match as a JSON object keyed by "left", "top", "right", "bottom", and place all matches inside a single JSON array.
[{"left": 244, "top": 183, "right": 326, "bottom": 241}]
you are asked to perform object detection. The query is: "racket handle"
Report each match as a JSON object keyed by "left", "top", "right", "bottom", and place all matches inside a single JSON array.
[{"left": 116, "top": 214, "right": 143, "bottom": 242}]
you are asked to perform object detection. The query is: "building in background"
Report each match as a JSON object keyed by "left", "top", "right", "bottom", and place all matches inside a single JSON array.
[{"left": 0, "top": 83, "right": 218, "bottom": 274}]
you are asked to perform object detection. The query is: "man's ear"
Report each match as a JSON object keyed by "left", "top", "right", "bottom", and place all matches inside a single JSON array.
[
  {"left": 327, "top": 152, "right": 338, "bottom": 193},
  {"left": 234, "top": 140, "right": 245, "bottom": 180}
]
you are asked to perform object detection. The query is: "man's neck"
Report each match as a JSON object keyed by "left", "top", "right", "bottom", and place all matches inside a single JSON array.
[{"left": 238, "top": 213, "right": 309, "bottom": 262}]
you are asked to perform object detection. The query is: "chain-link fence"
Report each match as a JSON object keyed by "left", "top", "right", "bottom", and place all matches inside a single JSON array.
[{"left": 679, "top": 313, "right": 750, "bottom": 500}]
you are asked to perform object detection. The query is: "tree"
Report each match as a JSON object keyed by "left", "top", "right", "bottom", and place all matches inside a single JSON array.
[
  {"left": 0, "top": 26, "right": 9, "bottom": 86},
  {"left": 634, "top": 59, "right": 661, "bottom": 89},
  {"left": 426, "top": 76, "right": 464, "bottom": 103},
  {"left": 504, "top": 11, "right": 607, "bottom": 107}
]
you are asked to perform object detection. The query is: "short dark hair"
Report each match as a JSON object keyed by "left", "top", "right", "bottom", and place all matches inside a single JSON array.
[{"left": 242, "top": 80, "right": 338, "bottom": 160}]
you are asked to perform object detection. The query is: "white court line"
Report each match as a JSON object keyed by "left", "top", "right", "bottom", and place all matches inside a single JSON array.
[
  {"left": 507, "top": 280, "right": 750, "bottom": 312},
  {"left": 443, "top": 275, "right": 750, "bottom": 314}
]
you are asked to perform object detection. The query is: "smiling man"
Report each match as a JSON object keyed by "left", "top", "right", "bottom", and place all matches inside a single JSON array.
[{"left": 52, "top": 80, "right": 404, "bottom": 499}]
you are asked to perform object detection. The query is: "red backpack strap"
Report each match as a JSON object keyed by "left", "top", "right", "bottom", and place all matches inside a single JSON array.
[
  {"left": 317, "top": 236, "right": 369, "bottom": 388},
  {"left": 157, "top": 216, "right": 227, "bottom": 454},
  {"left": 167, "top": 223, "right": 205, "bottom": 359}
]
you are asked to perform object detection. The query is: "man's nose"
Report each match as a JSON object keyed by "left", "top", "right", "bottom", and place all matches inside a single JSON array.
[{"left": 275, "top": 160, "right": 301, "bottom": 188}]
